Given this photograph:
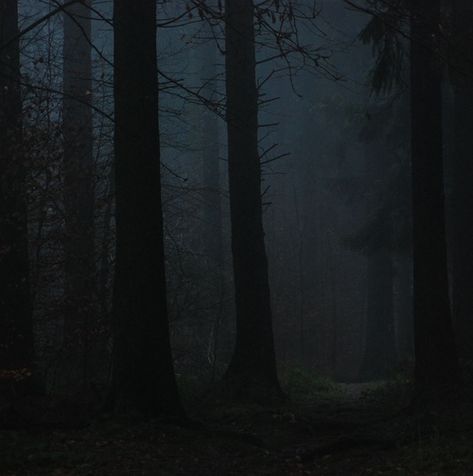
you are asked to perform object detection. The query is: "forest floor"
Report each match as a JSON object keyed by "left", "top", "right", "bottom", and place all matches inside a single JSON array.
[{"left": 1, "top": 376, "right": 473, "bottom": 475}]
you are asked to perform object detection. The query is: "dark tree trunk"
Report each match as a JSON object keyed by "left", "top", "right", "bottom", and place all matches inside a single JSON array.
[
  {"left": 63, "top": 0, "right": 96, "bottom": 387},
  {"left": 359, "top": 246, "right": 397, "bottom": 381},
  {"left": 110, "top": 0, "right": 183, "bottom": 417},
  {"left": 224, "top": 0, "right": 281, "bottom": 398},
  {"left": 395, "top": 256, "right": 414, "bottom": 362},
  {"left": 410, "top": 0, "right": 459, "bottom": 395},
  {"left": 98, "top": 165, "right": 114, "bottom": 321},
  {"left": 449, "top": 0, "right": 473, "bottom": 361},
  {"left": 0, "top": 0, "right": 34, "bottom": 375}
]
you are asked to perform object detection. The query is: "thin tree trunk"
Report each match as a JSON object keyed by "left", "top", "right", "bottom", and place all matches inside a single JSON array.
[
  {"left": 201, "top": 35, "right": 225, "bottom": 375},
  {"left": 359, "top": 245, "right": 397, "bottom": 381},
  {"left": 410, "top": 0, "right": 459, "bottom": 396},
  {"left": 110, "top": 0, "right": 183, "bottom": 417},
  {"left": 98, "top": 165, "right": 114, "bottom": 321},
  {"left": 202, "top": 39, "right": 223, "bottom": 275},
  {"left": 395, "top": 255, "right": 414, "bottom": 362},
  {"left": 224, "top": 0, "right": 281, "bottom": 398},
  {"left": 0, "top": 0, "right": 34, "bottom": 377},
  {"left": 63, "top": 0, "right": 96, "bottom": 388}
]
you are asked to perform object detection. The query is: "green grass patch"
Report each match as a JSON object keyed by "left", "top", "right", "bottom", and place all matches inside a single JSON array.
[{"left": 280, "top": 365, "right": 342, "bottom": 402}]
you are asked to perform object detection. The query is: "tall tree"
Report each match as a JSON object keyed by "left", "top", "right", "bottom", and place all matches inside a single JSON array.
[
  {"left": 0, "top": 0, "right": 34, "bottom": 378},
  {"left": 448, "top": 0, "right": 473, "bottom": 361},
  {"left": 224, "top": 0, "right": 281, "bottom": 398},
  {"left": 359, "top": 242, "right": 397, "bottom": 381},
  {"left": 63, "top": 0, "right": 96, "bottom": 387},
  {"left": 109, "top": 0, "right": 183, "bottom": 416},
  {"left": 200, "top": 31, "right": 225, "bottom": 369},
  {"left": 201, "top": 34, "right": 223, "bottom": 281},
  {"left": 410, "top": 0, "right": 459, "bottom": 396}
]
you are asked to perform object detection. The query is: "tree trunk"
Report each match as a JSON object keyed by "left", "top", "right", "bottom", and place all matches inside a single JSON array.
[
  {"left": 224, "top": 0, "right": 281, "bottom": 398},
  {"left": 202, "top": 38, "right": 223, "bottom": 276},
  {"left": 395, "top": 255, "right": 414, "bottom": 362},
  {"left": 410, "top": 0, "right": 459, "bottom": 396},
  {"left": 110, "top": 0, "right": 183, "bottom": 417},
  {"left": 0, "top": 0, "right": 34, "bottom": 376},
  {"left": 63, "top": 0, "right": 96, "bottom": 389},
  {"left": 200, "top": 34, "right": 225, "bottom": 373},
  {"left": 359, "top": 246, "right": 397, "bottom": 381},
  {"left": 449, "top": 0, "right": 473, "bottom": 361}
]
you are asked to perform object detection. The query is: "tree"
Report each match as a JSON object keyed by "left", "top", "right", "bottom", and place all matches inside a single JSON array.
[
  {"left": 354, "top": 99, "right": 414, "bottom": 380},
  {"left": 448, "top": 0, "right": 473, "bottom": 361},
  {"left": 410, "top": 0, "right": 459, "bottom": 396},
  {"left": 0, "top": 0, "right": 34, "bottom": 380},
  {"left": 358, "top": 217, "right": 397, "bottom": 381},
  {"left": 200, "top": 31, "right": 225, "bottom": 372},
  {"left": 352, "top": 0, "right": 460, "bottom": 396},
  {"left": 63, "top": 0, "right": 96, "bottom": 388},
  {"left": 224, "top": 0, "right": 281, "bottom": 398},
  {"left": 109, "top": 0, "right": 183, "bottom": 416},
  {"left": 201, "top": 30, "right": 223, "bottom": 286}
]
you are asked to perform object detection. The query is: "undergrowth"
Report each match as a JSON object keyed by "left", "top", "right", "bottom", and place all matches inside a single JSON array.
[{"left": 279, "top": 365, "right": 342, "bottom": 403}]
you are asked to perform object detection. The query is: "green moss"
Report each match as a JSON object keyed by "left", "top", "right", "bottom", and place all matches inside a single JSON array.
[{"left": 279, "top": 365, "right": 342, "bottom": 402}]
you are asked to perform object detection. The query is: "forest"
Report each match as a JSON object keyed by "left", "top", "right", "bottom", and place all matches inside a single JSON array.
[{"left": 1, "top": 0, "right": 473, "bottom": 474}]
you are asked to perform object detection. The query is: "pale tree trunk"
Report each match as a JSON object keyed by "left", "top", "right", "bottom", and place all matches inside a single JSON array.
[{"left": 200, "top": 31, "right": 225, "bottom": 375}]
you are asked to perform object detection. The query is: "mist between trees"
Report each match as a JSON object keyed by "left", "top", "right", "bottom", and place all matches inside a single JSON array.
[{"left": 0, "top": 0, "right": 471, "bottom": 424}]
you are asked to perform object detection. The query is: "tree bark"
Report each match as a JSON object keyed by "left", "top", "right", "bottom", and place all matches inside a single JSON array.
[
  {"left": 110, "top": 0, "right": 183, "bottom": 417},
  {"left": 410, "top": 0, "right": 459, "bottom": 396},
  {"left": 224, "top": 0, "right": 281, "bottom": 398},
  {"left": 0, "top": 0, "right": 34, "bottom": 375}
]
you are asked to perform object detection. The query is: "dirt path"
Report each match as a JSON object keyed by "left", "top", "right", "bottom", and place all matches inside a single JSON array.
[{"left": 1, "top": 385, "right": 472, "bottom": 475}]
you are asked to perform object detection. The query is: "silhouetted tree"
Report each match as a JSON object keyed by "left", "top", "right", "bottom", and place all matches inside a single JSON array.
[
  {"left": 0, "top": 0, "right": 34, "bottom": 379},
  {"left": 354, "top": 0, "right": 459, "bottom": 394},
  {"left": 63, "top": 0, "right": 96, "bottom": 388},
  {"left": 358, "top": 219, "right": 397, "bottom": 381},
  {"left": 200, "top": 32, "right": 226, "bottom": 371},
  {"left": 224, "top": 0, "right": 281, "bottom": 398},
  {"left": 201, "top": 33, "right": 223, "bottom": 283},
  {"left": 448, "top": 0, "right": 473, "bottom": 361},
  {"left": 109, "top": 0, "right": 183, "bottom": 416},
  {"left": 410, "top": 0, "right": 459, "bottom": 396}
]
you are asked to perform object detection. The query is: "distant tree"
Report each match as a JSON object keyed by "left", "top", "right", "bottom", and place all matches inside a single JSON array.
[
  {"left": 351, "top": 0, "right": 460, "bottom": 395},
  {"left": 223, "top": 0, "right": 282, "bottom": 399},
  {"left": 201, "top": 30, "right": 223, "bottom": 287},
  {"left": 63, "top": 0, "right": 96, "bottom": 389},
  {"left": 345, "top": 0, "right": 459, "bottom": 394},
  {"left": 0, "top": 0, "right": 34, "bottom": 381},
  {"left": 109, "top": 0, "right": 183, "bottom": 416},
  {"left": 200, "top": 29, "right": 226, "bottom": 371},
  {"left": 355, "top": 196, "right": 398, "bottom": 381},
  {"left": 351, "top": 100, "right": 411, "bottom": 381},
  {"left": 410, "top": 0, "right": 459, "bottom": 396}
]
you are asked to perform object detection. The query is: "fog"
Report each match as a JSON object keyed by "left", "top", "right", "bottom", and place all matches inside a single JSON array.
[{"left": 0, "top": 1, "right": 471, "bottom": 474}]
